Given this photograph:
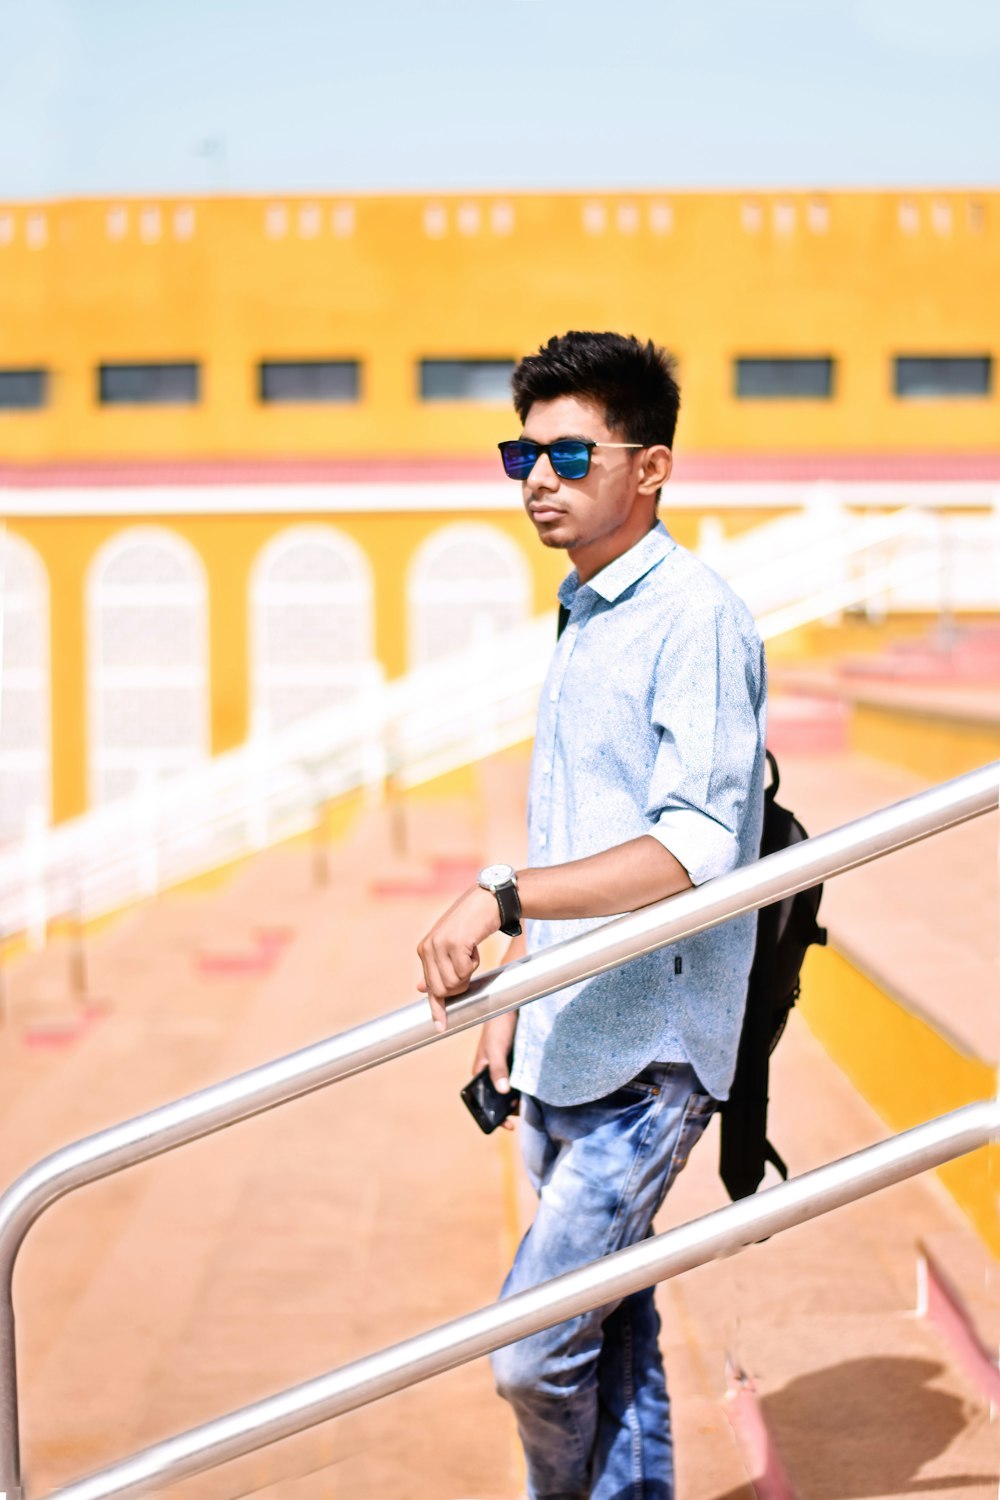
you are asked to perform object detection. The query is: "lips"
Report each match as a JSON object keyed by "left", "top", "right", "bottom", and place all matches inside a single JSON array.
[{"left": 529, "top": 505, "right": 566, "bottom": 522}]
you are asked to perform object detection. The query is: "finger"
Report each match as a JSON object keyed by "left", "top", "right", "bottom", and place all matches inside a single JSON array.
[
  {"left": 486, "top": 1058, "right": 511, "bottom": 1093},
  {"left": 416, "top": 978, "right": 427, "bottom": 993},
  {"left": 428, "top": 992, "right": 448, "bottom": 1032},
  {"left": 433, "top": 954, "right": 466, "bottom": 997},
  {"left": 501, "top": 1118, "right": 516, "bottom": 1131}
]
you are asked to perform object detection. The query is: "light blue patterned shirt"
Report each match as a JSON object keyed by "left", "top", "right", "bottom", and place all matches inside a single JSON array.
[{"left": 510, "top": 521, "right": 767, "bottom": 1106}]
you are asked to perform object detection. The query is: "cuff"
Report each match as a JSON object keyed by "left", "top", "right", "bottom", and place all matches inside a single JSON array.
[{"left": 648, "top": 807, "right": 741, "bottom": 886}]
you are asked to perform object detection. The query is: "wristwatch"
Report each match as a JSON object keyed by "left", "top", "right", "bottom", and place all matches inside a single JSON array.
[{"left": 478, "top": 863, "right": 522, "bottom": 938}]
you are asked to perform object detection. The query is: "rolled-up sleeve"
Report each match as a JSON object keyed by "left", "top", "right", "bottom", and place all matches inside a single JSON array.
[{"left": 646, "top": 600, "right": 765, "bottom": 885}]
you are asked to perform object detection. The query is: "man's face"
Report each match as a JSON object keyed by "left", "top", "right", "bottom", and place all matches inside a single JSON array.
[{"left": 518, "top": 395, "right": 655, "bottom": 571}]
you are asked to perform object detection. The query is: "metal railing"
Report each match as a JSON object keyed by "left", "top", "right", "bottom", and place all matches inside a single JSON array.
[
  {"left": 47, "top": 1102, "right": 1000, "bottom": 1500},
  {"left": 0, "top": 759, "right": 997, "bottom": 1498}
]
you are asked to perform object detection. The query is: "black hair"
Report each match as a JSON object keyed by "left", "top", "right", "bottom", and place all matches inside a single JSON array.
[{"left": 511, "top": 331, "right": 680, "bottom": 448}]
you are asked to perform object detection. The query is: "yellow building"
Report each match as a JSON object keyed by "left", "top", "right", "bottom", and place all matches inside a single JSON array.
[
  {"left": 1, "top": 189, "right": 998, "bottom": 832},
  {"left": 0, "top": 189, "right": 998, "bottom": 465}
]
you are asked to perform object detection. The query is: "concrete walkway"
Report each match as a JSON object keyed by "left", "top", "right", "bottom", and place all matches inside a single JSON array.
[{"left": 0, "top": 748, "right": 996, "bottom": 1498}]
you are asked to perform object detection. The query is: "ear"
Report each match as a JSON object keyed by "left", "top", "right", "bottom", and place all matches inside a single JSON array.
[{"left": 636, "top": 445, "right": 672, "bottom": 495}]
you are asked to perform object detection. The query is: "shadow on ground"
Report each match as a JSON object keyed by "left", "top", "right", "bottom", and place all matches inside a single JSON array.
[{"left": 712, "top": 1355, "right": 993, "bottom": 1500}]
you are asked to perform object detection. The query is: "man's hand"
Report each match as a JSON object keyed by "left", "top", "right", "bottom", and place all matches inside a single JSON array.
[
  {"left": 417, "top": 884, "right": 501, "bottom": 1030},
  {"left": 472, "top": 1009, "right": 519, "bottom": 1130}
]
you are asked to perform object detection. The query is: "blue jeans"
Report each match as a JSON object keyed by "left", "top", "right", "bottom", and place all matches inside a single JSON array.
[{"left": 490, "top": 1063, "right": 715, "bottom": 1500}]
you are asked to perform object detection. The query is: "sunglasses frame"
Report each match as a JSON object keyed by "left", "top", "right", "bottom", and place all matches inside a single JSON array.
[{"left": 497, "top": 438, "right": 645, "bottom": 481}]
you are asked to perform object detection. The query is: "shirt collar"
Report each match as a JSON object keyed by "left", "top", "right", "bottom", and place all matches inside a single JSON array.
[{"left": 558, "top": 522, "right": 674, "bottom": 608}]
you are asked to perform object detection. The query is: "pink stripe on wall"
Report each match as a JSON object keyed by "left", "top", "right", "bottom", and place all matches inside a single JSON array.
[{"left": 1, "top": 453, "right": 1000, "bottom": 488}]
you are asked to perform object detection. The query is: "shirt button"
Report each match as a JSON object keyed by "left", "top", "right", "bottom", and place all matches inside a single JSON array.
[
  {"left": 542, "top": 763, "right": 551, "bottom": 777},
  {"left": 538, "top": 832, "right": 548, "bottom": 848},
  {"left": 548, "top": 688, "right": 558, "bottom": 702}
]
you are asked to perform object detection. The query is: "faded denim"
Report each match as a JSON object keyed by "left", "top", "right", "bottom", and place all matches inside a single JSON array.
[{"left": 491, "top": 1064, "right": 715, "bottom": 1500}]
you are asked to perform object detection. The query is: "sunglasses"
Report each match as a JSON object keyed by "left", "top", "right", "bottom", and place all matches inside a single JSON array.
[{"left": 498, "top": 438, "right": 644, "bottom": 481}]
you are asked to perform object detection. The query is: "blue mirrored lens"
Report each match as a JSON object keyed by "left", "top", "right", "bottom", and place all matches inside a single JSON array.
[
  {"left": 499, "top": 441, "right": 538, "bottom": 479},
  {"left": 549, "top": 441, "right": 591, "bottom": 479}
]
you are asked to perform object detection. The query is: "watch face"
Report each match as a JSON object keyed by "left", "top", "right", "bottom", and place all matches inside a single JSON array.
[{"left": 479, "top": 862, "right": 515, "bottom": 889}]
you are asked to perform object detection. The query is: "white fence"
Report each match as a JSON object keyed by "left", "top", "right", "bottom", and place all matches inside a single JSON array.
[{"left": 2, "top": 503, "right": 998, "bottom": 944}]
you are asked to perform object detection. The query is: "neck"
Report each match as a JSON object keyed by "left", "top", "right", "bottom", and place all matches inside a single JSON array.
[{"left": 570, "top": 512, "right": 658, "bottom": 584}]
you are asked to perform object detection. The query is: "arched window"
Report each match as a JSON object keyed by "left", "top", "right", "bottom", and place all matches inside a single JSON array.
[
  {"left": 407, "top": 524, "right": 531, "bottom": 668},
  {"left": 250, "top": 525, "right": 375, "bottom": 732},
  {"left": 88, "top": 528, "right": 209, "bottom": 805},
  {"left": 0, "top": 532, "right": 50, "bottom": 840}
]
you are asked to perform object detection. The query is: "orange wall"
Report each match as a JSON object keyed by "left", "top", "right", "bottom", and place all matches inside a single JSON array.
[{"left": 0, "top": 191, "right": 998, "bottom": 464}]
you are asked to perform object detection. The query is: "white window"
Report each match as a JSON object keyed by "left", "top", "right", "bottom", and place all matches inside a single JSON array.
[
  {"left": 807, "top": 199, "right": 829, "bottom": 234},
  {"left": 931, "top": 199, "right": 953, "bottom": 236},
  {"left": 107, "top": 206, "right": 128, "bottom": 241},
  {"left": 456, "top": 203, "right": 481, "bottom": 236},
  {"left": 87, "top": 529, "right": 209, "bottom": 805},
  {"left": 251, "top": 526, "right": 375, "bottom": 732},
  {"left": 140, "top": 206, "right": 162, "bottom": 243},
  {"left": 407, "top": 524, "right": 531, "bottom": 668},
  {"left": 490, "top": 202, "right": 514, "bottom": 235},
  {"left": 649, "top": 202, "right": 673, "bottom": 235},
  {"left": 582, "top": 201, "right": 606, "bottom": 235},
  {"left": 0, "top": 212, "right": 13, "bottom": 246},
  {"left": 299, "top": 204, "right": 321, "bottom": 238},
  {"left": 26, "top": 213, "right": 47, "bottom": 249},
  {"left": 899, "top": 201, "right": 919, "bottom": 235},
  {"left": 332, "top": 203, "right": 355, "bottom": 237},
  {"left": 265, "top": 203, "right": 288, "bottom": 239},
  {"left": 424, "top": 203, "right": 447, "bottom": 238},
  {"left": 740, "top": 201, "right": 763, "bottom": 233},
  {"left": 0, "top": 533, "right": 50, "bottom": 841},
  {"left": 174, "top": 205, "right": 196, "bottom": 241},
  {"left": 773, "top": 202, "right": 796, "bottom": 236},
  {"left": 616, "top": 203, "right": 639, "bottom": 235}
]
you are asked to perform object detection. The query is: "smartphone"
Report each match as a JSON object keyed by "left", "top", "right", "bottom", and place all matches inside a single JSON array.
[{"left": 461, "top": 1062, "right": 521, "bottom": 1134}]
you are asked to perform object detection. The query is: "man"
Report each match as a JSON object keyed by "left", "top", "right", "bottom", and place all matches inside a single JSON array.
[{"left": 417, "top": 331, "right": 766, "bottom": 1499}]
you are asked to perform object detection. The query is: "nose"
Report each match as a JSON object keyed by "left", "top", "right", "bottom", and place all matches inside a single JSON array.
[{"left": 525, "top": 449, "right": 559, "bottom": 494}]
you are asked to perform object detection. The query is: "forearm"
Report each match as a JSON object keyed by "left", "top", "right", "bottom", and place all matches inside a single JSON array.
[
  {"left": 517, "top": 835, "right": 692, "bottom": 920},
  {"left": 417, "top": 837, "right": 691, "bottom": 1024}
]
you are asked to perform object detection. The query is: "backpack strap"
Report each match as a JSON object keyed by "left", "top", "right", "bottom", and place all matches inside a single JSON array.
[{"left": 764, "top": 1138, "right": 788, "bottom": 1181}]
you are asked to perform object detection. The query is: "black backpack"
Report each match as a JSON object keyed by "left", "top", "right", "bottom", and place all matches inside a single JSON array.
[{"left": 719, "top": 750, "right": 827, "bottom": 1201}]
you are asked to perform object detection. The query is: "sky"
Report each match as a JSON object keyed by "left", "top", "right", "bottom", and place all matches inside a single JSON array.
[{"left": 0, "top": 0, "right": 998, "bottom": 199}]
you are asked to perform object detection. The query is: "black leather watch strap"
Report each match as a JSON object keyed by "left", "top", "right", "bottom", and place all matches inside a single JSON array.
[{"left": 494, "top": 882, "right": 522, "bottom": 938}]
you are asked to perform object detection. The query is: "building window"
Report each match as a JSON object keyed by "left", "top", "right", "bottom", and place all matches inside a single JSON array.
[
  {"left": 490, "top": 202, "right": 514, "bottom": 235},
  {"left": 734, "top": 357, "right": 834, "bottom": 399},
  {"left": 407, "top": 523, "right": 531, "bottom": 668},
  {"left": 0, "top": 533, "right": 51, "bottom": 839},
  {"left": 98, "top": 362, "right": 200, "bottom": 405},
  {"left": 0, "top": 368, "right": 48, "bottom": 410},
  {"left": 740, "top": 201, "right": 763, "bottom": 233},
  {"left": 251, "top": 526, "right": 375, "bottom": 732},
  {"left": 773, "top": 202, "right": 796, "bottom": 236},
  {"left": 582, "top": 201, "right": 606, "bottom": 235},
  {"left": 419, "top": 359, "right": 515, "bottom": 403},
  {"left": 258, "top": 360, "right": 360, "bottom": 404},
  {"left": 139, "top": 206, "right": 162, "bottom": 243},
  {"left": 894, "top": 356, "right": 992, "bottom": 399},
  {"left": 87, "top": 528, "right": 209, "bottom": 805}
]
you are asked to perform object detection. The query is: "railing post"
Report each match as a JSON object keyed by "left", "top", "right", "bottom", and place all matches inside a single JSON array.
[
  {"left": 247, "top": 709, "right": 271, "bottom": 851},
  {"left": 24, "top": 806, "right": 47, "bottom": 953},
  {"left": 360, "top": 663, "right": 389, "bottom": 809},
  {"left": 0, "top": 1275, "right": 21, "bottom": 1500}
]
